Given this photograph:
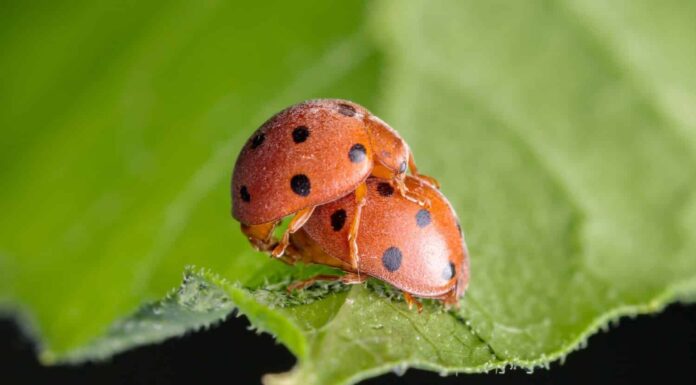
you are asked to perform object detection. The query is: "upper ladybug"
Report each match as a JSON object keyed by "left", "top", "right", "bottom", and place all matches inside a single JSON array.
[
  {"left": 286, "top": 176, "right": 469, "bottom": 310},
  {"left": 231, "top": 99, "right": 437, "bottom": 263}
]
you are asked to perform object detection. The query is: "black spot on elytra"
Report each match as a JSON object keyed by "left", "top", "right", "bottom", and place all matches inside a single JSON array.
[
  {"left": 348, "top": 143, "right": 367, "bottom": 163},
  {"left": 377, "top": 182, "right": 394, "bottom": 197},
  {"left": 292, "top": 126, "right": 309, "bottom": 143},
  {"left": 330, "top": 209, "right": 347, "bottom": 231},
  {"left": 250, "top": 133, "right": 265, "bottom": 149},
  {"left": 457, "top": 221, "right": 462, "bottom": 234},
  {"left": 416, "top": 209, "right": 431, "bottom": 228},
  {"left": 442, "top": 262, "right": 456, "bottom": 281},
  {"left": 337, "top": 103, "right": 356, "bottom": 117},
  {"left": 382, "top": 247, "right": 402, "bottom": 272},
  {"left": 240, "top": 186, "right": 251, "bottom": 202},
  {"left": 290, "top": 174, "right": 311, "bottom": 197},
  {"left": 399, "top": 160, "right": 407, "bottom": 173}
]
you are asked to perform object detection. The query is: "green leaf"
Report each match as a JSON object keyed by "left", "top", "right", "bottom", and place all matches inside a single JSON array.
[
  {"left": 2, "top": 1, "right": 696, "bottom": 384},
  {"left": 45, "top": 268, "right": 235, "bottom": 364}
]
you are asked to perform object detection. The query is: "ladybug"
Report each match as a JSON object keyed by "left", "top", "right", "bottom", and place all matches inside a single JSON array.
[
  {"left": 285, "top": 176, "right": 469, "bottom": 310},
  {"left": 231, "top": 99, "right": 437, "bottom": 267}
]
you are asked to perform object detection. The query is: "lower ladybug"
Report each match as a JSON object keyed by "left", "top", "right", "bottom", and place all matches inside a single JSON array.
[
  {"left": 231, "top": 99, "right": 438, "bottom": 269},
  {"left": 284, "top": 176, "right": 469, "bottom": 310}
]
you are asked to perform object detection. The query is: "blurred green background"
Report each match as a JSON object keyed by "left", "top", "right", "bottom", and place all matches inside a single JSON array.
[
  {"left": 2, "top": 1, "right": 696, "bottom": 384},
  {"left": 1, "top": 0, "right": 381, "bottom": 348}
]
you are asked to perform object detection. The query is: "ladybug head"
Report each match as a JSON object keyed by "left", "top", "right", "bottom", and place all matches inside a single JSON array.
[{"left": 365, "top": 115, "right": 411, "bottom": 179}]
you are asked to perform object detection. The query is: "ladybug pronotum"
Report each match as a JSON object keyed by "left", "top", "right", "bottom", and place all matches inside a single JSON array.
[
  {"left": 231, "top": 99, "right": 438, "bottom": 268},
  {"left": 285, "top": 176, "right": 469, "bottom": 310}
]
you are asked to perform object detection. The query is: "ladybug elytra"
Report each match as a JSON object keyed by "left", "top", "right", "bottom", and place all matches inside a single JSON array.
[
  {"left": 231, "top": 99, "right": 437, "bottom": 268},
  {"left": 285, "top": 176, "right": 469, "bottom": 310}
]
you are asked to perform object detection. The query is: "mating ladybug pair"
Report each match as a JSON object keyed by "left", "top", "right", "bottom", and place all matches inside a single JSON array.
[{"left": 231, "top": 99, "right": 469, "bottom": 310}]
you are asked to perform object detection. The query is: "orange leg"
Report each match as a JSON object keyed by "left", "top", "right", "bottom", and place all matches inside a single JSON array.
[
  {"left": 403, "top": 292, "right": 424, "bottom": 313},
  {"left": 347, "top": 181, "right": 368, "bottom": 270},
  {"left": 274, "top": 244, "right": 304, "bottom": 266},
  {"left": 287, "top": 272, "right": 368, "bottom": 292},
  {"left": 408, "top": 152, "right": 440, "bottom": 189},
  {"left": 414, "top": 174, "right": 441, "bottom": 190},
  {"left": 439, "top": 289, "right": 461, "bottom": 310},
  {"left": 241, "top": 221, "right": 278, "bottom": 252},
  {"left": 394, "top": 177, "right": 431, "bottom": 208},
  {"left": 272, "top": 206, "right": 316, "bottom": 258}
]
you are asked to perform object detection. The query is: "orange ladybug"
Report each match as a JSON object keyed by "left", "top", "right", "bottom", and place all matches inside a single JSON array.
[
  {"left": 231, "top": 99, "right": 437, "bottom": 267},
  {"left": 285, "top": 176, "right": 469, "bottom": 310}
]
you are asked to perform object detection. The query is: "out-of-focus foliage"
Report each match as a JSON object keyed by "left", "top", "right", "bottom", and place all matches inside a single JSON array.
[{"left": 1, "top": 1, "right": 696, "bottom": 384}]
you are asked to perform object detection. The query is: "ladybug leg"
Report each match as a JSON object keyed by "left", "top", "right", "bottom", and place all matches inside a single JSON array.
[
  {"left": 339, "top": 272, "right": 368, "bottom": 284},
  {"left": 413, "top": 174, "right": 441, "bottom": 190},
  {"left": 287, "top": 275, "right": 339, "bottom": 291},
  {"left": 402, "top": 292, "right": 424, "bottom": 313},
  {"left": 272, "top": 206, "right": 316, "bottom": 258},
  {"left": 287, "top": 272, "right": 368, "bottom": 292},
  {"left": 275, "top": 244, "right": 302, "bottom": 266},
  {"left": 408, "top": 152, "right": 440, "bottom": 189},
  {"left": 241, "top": 221, "right": 279, "bottom": 252},
  {"left": 394, "top": 177, "right": 432, "bottom": 208},
  {"left": 347, "top": 181, "right": 368, "bottom": 271},
  {"left": 440, "top": 289, "right": 461, "bottom": 310}
]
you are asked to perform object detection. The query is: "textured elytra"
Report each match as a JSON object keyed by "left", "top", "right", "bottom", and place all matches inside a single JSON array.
[
  {"left": 348, "top": 143, "right": 367, "bottom": 163},
  {"left": 293, "top": 176, "right": 469, "bottom": 300},
  {"left": 337, "top": 103, "right": 357, "bottom": 116},
  {"left": 442, "top": 262, "right": 455, "bottom": 281},
  {"left": 240, "top": 186, "right": 251, "bottom": 202},
  {"left": 330, "top": 209, "right": 347, "bottom": 231},
  {"left": 290, "top": 174, "right": 312, "bottom": 197},
  {"left": 376, "top": 182, "right": 394, "bottom": 197},
  {"left": 231, "top": 100, "right": 374, "bottom": 224},
  {"left": 415, "top": 209, "right": 432, "bottom": 228},
  {"left": 381, "top": 246, "right": 403, "bottom": 272},
  {"left": 292, "top": 126, "right": 310, "bottom": 143},
  {"left": 251, "top": 133, "right": 265, "bottom": 149}
]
